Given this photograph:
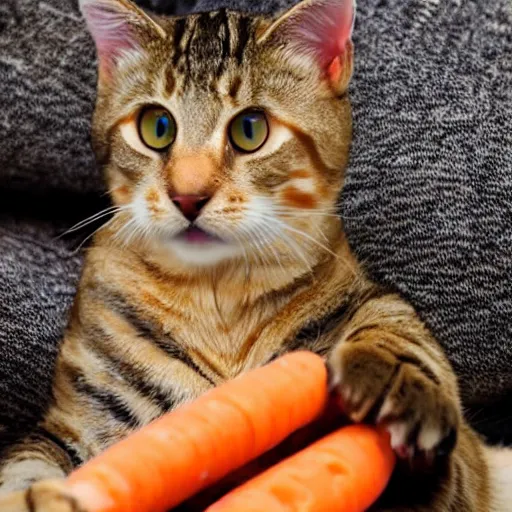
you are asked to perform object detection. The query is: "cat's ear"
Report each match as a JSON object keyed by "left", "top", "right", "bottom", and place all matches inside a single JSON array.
[
  {"left": 258, "top": 0, "right": 355, "bottom": 93},
  {"left": 79, "top": 0, "right": 166, "bottom": 79}
]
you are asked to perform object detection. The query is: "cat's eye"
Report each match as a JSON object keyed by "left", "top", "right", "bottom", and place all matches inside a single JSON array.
[
  {"left": 229, "top": 110, "right": 269, "bottom": 153},
  {"left": 138, "top": 107, "right": 176, "bottom": 151}
]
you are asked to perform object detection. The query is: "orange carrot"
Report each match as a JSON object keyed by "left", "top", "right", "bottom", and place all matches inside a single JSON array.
[
  {"left": 67, "top": 351, "right": 328, "bottom": 512},
  {"left": 207, "top": 425, "right": 395, "bottom": 512}
]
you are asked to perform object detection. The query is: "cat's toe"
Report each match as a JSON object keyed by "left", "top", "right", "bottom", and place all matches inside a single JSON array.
[
  {"left": 376, "top": 370, "right": 459, "bottom": 467},
  {"left": 29, "top": 479, "right": 86, "bottom": 512},
  {"left": 384, "top": 417, "right": 457, "bottom": 469},
  {"left": 328, "top": 340, "right": 460, "bottom": 470},
  {"left": 328, "top": 342, "right": 398, "bottom": 423},
  {"left": 0, "top": 480, "right": 87, "bottom": 512}
]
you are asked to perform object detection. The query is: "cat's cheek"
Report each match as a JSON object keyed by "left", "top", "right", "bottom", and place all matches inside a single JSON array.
[
  {"left": 107, "top": 172, "right": 133, "bottom": 206},
  {"left": 274, "top": 172, "right": 325, "bottom": 211}
]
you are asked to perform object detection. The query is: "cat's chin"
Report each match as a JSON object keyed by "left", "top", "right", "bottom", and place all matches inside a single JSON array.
[{"left": 165, "top": 239, "right": 244, "bottom": 267}]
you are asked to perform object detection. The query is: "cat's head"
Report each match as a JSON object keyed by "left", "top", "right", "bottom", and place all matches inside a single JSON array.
[{"left": 81, "top": 0, "right": 355, "bottom": 271}]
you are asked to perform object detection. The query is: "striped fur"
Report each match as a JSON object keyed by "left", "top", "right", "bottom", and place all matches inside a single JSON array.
[{"left": 0, "top": 0, "right": 510, "bottom": 510}]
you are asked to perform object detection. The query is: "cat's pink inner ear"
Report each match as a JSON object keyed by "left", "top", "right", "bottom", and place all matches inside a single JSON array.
[
  {"left": 289, "top": 0, "right": 354, "bottom": 67},
  {"left": 80, "top": 0, "right": 145, "bottom": 76},
  {"left": 266, "top": 0, "right": 355, "bottom": 81}
]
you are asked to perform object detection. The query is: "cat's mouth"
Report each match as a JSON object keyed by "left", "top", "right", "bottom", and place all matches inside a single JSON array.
[
  {"left": 168, "top": 224, "right": 242, "bottom": 266},
  {"left": 174, "top": 226, "right": 223, "bottom": 245}
]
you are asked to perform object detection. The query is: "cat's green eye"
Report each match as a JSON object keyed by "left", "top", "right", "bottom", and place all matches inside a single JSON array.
[
  {"left": 138, "top": 107, "right": 176, "bottom": 151},
  {"left": 229, "top": 110, "right": 269, "bottom": 153}
]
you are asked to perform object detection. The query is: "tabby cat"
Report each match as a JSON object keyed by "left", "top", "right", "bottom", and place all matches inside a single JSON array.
[{"left": 0, "top": 0, "right": 510, "bottom": 510}]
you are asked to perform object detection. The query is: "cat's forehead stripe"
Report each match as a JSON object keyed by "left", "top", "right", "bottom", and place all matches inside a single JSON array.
[
  {"left": 164, "top": 68, "right": 175, "bottom": 97},
  {"left": 170, "top": 17, "right": 187, "bottom": 67},
  {"left": 168, "top": 10, "right": 252, "bottom": 88}
]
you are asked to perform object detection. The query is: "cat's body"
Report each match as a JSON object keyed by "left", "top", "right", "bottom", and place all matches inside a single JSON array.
[{"left": 0, "top": 0, "right": 510, "bottom": 510}]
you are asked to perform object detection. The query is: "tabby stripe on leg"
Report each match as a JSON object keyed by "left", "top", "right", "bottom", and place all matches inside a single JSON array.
[
  {"left": 71, "top": 373, "right": 141, "bottom": 429},
  {"left": 266, "top": 300, "right": 353, "bottom": 363},
  {"left": 343, "top": 325, "right": 441, "bottom": 385},
  {"left": 90, "top": 285, "right": 214, "bottom": 383},
  {"left": 83, "top": 325, "right": 179, "bottom": 412},
  {"left": 292, "top": 300, "right": 351, "bottom": 345},
  {"left": 36, "top": 428, "right": 83, "bottom": 469},
  {"left": 4, "top": 432, "right": 73, "bottom": 472},
  {"left": 395, "top": 354, "right": 441, "bottom": 385},
  {"left": 342, "top": 288, "right": 395, "bottom": 325}
]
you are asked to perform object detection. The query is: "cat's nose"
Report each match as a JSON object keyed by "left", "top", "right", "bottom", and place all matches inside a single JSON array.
[{"left": 171, "top": 195, "right": 210, "bottom": 222}]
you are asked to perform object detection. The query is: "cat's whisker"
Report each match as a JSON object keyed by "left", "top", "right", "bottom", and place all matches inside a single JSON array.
[
  {"left": 234, "top": 236, "right": 251, "bottom": 279},
  {"left": 111, "top": 216, "right": 131, "bottom": 242},
  {"left": 267, "top": 217, "right": 338, "bottom": 260},
  {"left": 276, "top": 212, "right": 341, "bottom": 219},
  {"left": 271, "top": 207, "right": 339, "bottom": 216},
  {"left": 243, "top": 211, "right": 313, "bottom": 274},
  {"left": 70, "top": 217, "right": 117, "bottom": 255},
  {"left": 220, "top": 226, "right": 251, "bottom": 279},
  {"left": 250, "top": 222, "right": 286, "bottom": 276},
  {"left": 237, "top": 224, "right": 272, "bottom": 269},
  {"left": 67, "top": 205, "right": 123, "bottom": 229},
  {"left": 57, "top": 205, "right": 126, "bottom": 239},
  {"left": 251, "top": 209, "right": 358, "bottom": 275},
  {"left": 265, "top": 224, "right": 314, "bottom": 275},
  {"left": 275, "top": 211, "right": 333, "bottom": 244},
  {"left": 124, "top": 221, "right": 146, "bottom": 248},
  {"left": 246, "top": 210, "right": 338, "bottom": 260},
  {"left": 273, "top": 210, "right": 363, "bottom": 221},
  {"left": 246, "top": 228, "right": 282, "bottom": 278},
  {"left": 260, "top": 206, "right": 338, "bottom": 217},
  {"left": 252, "top": 196, "right": 338, "bottom": 216},
  {"left": 102, "top": 185, "right": 126, "bottom": 198},
  {"left": 252, "top": 196, "right": 362, "bottom": 220},
  {"left": 264, "top": 212, "right": 359, "bottom": 275},
  {"left": 140, "top": 222, "right": 157, "bottom": 247},
  {"left": 114, "top": 217, "right": 139, "bottom": 247},
  {"left": 250, "top": 230, "right": 275, "bottom": 269}
]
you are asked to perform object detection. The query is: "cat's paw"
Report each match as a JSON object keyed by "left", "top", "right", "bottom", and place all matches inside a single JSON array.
[
  {"left": 329, "top": 341, "right": 460, "bottom": 469},
  {"left": 0, "top": 480, "right": 86, "bottom": 512}
]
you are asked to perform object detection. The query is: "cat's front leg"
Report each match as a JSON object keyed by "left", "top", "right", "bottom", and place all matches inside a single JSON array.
[{"left": 328, "top": 291, "right": 489, "bottom": 511}]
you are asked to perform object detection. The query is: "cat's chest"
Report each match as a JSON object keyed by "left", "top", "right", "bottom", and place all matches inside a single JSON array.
[{"left": 165, "top": 285, "right": 293, "bottom": 377}]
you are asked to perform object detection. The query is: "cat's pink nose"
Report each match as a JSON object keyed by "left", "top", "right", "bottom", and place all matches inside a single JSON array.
[{"left": 171, "top": 195, "right": 210, "bottom": 222}]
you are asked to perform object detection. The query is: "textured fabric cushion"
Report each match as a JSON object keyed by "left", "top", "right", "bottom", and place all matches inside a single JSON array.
[
  {"left": 0, "top": 0, "right": 100, "bottom": 195},
  {"left": 0, "top": 206, "right": 83, "bottom": 434},
  {"left": 0, "top": 0, "right": 511, "bottom": 442}
]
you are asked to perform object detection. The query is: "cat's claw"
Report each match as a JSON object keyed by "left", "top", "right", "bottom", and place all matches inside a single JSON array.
[{"left": 328, "top": 340, "right": 460, "bottom": 470}]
